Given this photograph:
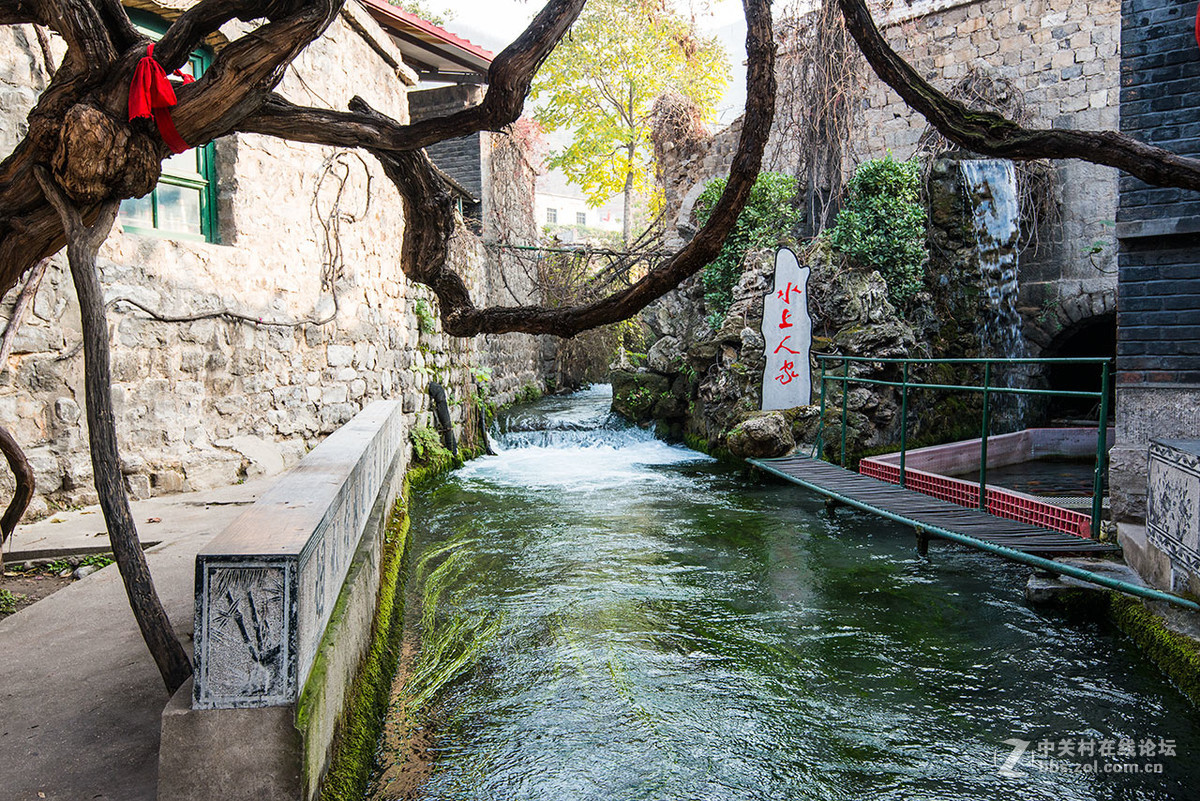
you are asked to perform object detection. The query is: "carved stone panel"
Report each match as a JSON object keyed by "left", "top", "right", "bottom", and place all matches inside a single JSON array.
[
  {"left": 193, "top": 401, "right": 405, "bottom": 709},
  {"left": 194, "top": 561, "right": 296, "bottom": 709},
  {"left": 1147, "top": 439, "right": 1200, "bottom": 575}
]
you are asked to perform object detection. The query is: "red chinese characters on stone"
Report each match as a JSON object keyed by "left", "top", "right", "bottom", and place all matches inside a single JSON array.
[
  {"left": 775, "top": 360, "right": 799, "bottom": 385},
  {"left": 774, "top": 335, "right": 801, "bottom": 355},
  {"left": 776, "top": 281, "right": 802, "bottom": 304},
  {"left": 779, "top": 308, "right": 794, "bottom": 329}
]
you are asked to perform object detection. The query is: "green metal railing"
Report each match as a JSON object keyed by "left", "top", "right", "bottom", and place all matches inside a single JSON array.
[{"left": 813, "top": 355, "right": 1113, "bottom": 538}]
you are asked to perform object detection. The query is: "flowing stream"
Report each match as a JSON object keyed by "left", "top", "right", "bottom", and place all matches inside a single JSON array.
[{"left": 386, "top": 386, "right": 1199, "bottom": 800}]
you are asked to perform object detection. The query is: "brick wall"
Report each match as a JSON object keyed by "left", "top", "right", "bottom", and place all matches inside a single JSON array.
[
  {"left": 1109, "top": 0, "right": 1200, "bottom": 539},
  {"left": 1118, "top": 0, "right": 1200, "bottom": 228},
  {"left": 409, "top": 86, "right": 485, "bottom": 203},
  {"left": 1116, "top": 235, "right": 1200, "bottom": 385},
  {"left": 1116, "top": 0, "right": 1200, "bottom": 386}
]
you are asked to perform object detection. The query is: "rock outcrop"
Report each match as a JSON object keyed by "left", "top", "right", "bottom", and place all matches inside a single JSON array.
[{"left": 612, "top": 242, "right": 919, "bottom": 458}]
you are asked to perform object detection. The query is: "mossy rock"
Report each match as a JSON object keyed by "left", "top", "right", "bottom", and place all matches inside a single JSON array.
[{"left": 727, "top": 412, "right": 794, "bottom": 459}]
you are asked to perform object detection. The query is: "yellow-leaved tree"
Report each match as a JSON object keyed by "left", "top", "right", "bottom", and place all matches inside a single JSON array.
[{"left": 532, "top": 0, "right": 729, "bottom": 244}]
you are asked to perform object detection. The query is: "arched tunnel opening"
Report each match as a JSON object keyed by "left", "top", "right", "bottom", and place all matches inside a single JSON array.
[{"left": 1040, "top": 312, "right": 1117, "bottom": 422}]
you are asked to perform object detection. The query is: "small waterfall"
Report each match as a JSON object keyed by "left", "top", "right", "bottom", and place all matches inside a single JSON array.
[
  {"left": 462, "top": 384, "right": 709, "bottom": 490},
  {"left": 490, "top": 384, "right": 654, "bottom": 451},
  {"left": 959, "top": 159, "right": 1028, "bottom": 426},
  {"left": 959, "top": 159, "right": 1026, "bottom": 361}
]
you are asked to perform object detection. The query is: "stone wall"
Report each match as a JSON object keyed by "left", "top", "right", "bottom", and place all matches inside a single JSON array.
[
  {"left": 0, "top": 5, "right": 548, "bottom": 519},
  {"left": 656, "top": 0, "right": 1120, "bottom": 351},
  {"left": 856, "top": 0, "right": 1120, "bottom": 296}
]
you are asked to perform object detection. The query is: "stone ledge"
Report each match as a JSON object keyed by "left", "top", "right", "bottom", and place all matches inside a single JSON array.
[{"left": 193, "top": 401, "right": 405, "bottom": 710}]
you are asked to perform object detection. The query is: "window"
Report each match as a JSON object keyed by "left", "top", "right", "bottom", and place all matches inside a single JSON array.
[
  {"left": 118, "top": 12, "right": 218, "bottom": 243},
  {"left": 575, "top": 211, "right": 586, "bottom": 226},
  {"left": 546, "top": 208, "right": 557, "bottom": 224}
]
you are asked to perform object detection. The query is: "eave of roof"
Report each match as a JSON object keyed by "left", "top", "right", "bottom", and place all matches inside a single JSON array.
[{"left": 357, "top": 0, "right": 494, "bottom": 76}]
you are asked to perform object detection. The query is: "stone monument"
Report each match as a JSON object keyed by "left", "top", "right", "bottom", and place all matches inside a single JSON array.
[{"left": 761, "top": 247, "right": 812, "bottom": 411}]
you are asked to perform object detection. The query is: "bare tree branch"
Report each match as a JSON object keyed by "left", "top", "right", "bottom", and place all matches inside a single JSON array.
[
  {"left": 0, "top": 1, "right": 342, "bottom": 304},
  {"left": 95, "top": 0, "right": 140, "bottom": 51},
  {"left": 836, "top": 0, "right": 1200, "bottom": 192},
  {"left": 19, "top": 0, "right": 116, "bottom": 73},
  {"left": 0, "top": 257, "right": 49, "bottom": 369},
  {"left": 0, "top": 1, "right": 37, "bottom": 26},
  {"left": 237, "top": 0, "right": 587, "bottom": 150},
  {"left": 155, "top": 0, "right": 317, "bottom": 71},
  {"left": 0, "top": 424, "right": 34, "bottom": 561},
  {"left": 374, "top": 0, "right": 776, "bottom": 338},
  {"left": 35, "top": 166, "right": 192, "bottom": 693},
  {"left": 32, "top": 22, "right": 55, "bottom": 71}
]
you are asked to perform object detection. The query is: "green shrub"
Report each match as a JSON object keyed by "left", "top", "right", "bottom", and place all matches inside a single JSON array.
[
  {"left": 693, "top": 171, "right": 801, "bottom": 328},
  {"left": 827, "top": 155, "right": 928, "bottom": 307},
  {"left": 412, "top": 298, "right": 436, "bottom": 334},
  {"left": 410, "top": 426, "right": 450, "bottom": 464},
  {"left": 0, "top": 589, "right": 23, "bottom": 615}
]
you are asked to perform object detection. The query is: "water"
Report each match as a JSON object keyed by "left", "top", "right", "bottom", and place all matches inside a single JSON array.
[
  {"left": 386, "top": 387, "right": 1199, "bottom": 800},
  {"left": 960, "top": 159, "right": 1030, "bottom": 428},
  {"left": 952, "top": 458, "right": 1105, "bottom": 498}
]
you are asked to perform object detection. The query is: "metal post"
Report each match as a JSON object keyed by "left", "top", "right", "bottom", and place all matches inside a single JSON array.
[
  {"left": 1091, "top": 361, "right": 1111, "bottom": 539},
  {"left": 979, "top": 362, "right": 991, "bottom": 512},
  {"left": 814, "top": 360, "right": 828, "bottom": 460},
  {"left": 840, "top": 358, "right": 850, "bottom": 468},
  {"left": 899, "top": 361, "right": 910, "bottom": 488}
]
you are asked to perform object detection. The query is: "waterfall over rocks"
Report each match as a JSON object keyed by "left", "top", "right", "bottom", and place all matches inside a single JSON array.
[
  {"left": 960, "top": 159, "right": 1029, "bottom": 426},
  {"left": 959, "top": 159, "right": 1026, "bottom": 362}
]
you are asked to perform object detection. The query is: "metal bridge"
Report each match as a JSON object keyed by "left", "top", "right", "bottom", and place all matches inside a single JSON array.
[
  {"left": 748, "top": 453, "right": 1117, "bottom": 556},
  {"left": 747, "top": 355, "right": 1200, "bottom": 611}
]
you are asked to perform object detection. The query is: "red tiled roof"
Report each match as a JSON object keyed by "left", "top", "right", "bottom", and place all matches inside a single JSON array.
[{"left": 359, "top": 0, "right": 494, "bottom": 68}]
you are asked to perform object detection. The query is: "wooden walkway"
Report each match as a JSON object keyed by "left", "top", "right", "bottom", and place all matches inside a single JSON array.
[{"left": 749, "top": 454, "right": 1118, "bottom": 555}]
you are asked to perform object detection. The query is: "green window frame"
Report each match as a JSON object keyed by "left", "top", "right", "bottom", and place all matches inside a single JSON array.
[{"left": 117, "top": 10, "right": 219, "bottom": 243}]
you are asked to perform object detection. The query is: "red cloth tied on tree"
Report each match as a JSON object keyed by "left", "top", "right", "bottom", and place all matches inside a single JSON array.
[{"left": 128, "top": 44, "right": 194, "bottom": 155}]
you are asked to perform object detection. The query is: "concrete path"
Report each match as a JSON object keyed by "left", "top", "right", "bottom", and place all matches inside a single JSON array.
[{"left": 0, "top": 479, "right": 276, "bottom": 801}]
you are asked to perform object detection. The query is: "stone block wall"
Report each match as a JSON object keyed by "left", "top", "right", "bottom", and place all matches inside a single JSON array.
[
  {"left": 854, "top": 0, "right": 1120, "bottom": 306},
  {"left": 0, "top": 6, "right": 548, "bottom": 519},
  {"left": 656, "top": 0, "right": 1121, "bottom": 344}
]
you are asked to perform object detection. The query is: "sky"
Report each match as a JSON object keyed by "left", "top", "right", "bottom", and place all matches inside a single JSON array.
[{"left": 435, "top": 0, "right": 750, "bottom": 125}]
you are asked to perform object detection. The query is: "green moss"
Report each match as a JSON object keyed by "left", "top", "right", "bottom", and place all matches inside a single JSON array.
[
  {"left": 513, "top": 382, "right": 543, "bottom": 405},
  {"left": 682, "top": 432, "right": 739, "bottom": 465},
  {"left": 310, "top": 491, "right": 413, "bottom": 801},
  {"left": 1109, "top": 594, "right": 1200, "bottom": 707}
]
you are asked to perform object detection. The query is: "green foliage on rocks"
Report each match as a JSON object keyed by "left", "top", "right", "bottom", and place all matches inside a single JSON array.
[
  {"left": 410, "top": 426, "right": 451, "bottom": 465},
  {"left": 693, "top": 171, "right": 802, "bottom": 328},
  {"left": 827, "top": 155, "right": 928, "bottom": 308}
]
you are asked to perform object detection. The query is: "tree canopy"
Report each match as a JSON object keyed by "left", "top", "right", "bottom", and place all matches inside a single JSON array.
[{"left": 531, "top": 0, "right": 728, "bottom": 243}]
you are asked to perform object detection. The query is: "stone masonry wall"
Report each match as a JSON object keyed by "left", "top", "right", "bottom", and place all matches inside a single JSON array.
[
  {"left": 856, "top": 0, "right": 1120, "bottom": 298},
  {"left": 0, "top": 6, "right": 547, "bottom": 519},
  {"left": 658, "top": 0, "right": 1120, "bottom": 344}
]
